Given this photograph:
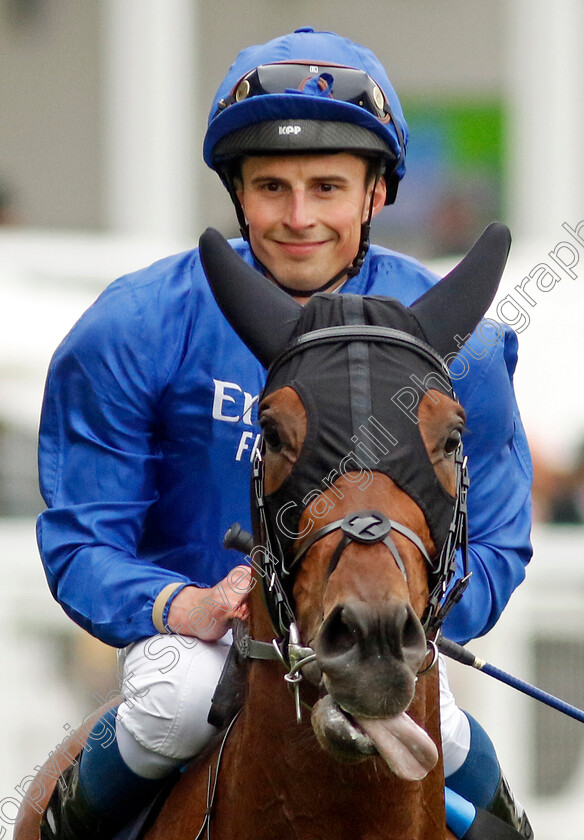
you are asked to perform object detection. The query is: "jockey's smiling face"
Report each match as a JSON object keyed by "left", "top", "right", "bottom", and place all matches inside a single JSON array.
[{"left": 235, "top": 153, "right": 387, "bottom": 297}]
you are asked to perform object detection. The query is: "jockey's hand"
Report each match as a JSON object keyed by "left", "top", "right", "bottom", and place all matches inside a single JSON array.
[{"left": 166, "top": 565, "right": 252, "bottom": 640}]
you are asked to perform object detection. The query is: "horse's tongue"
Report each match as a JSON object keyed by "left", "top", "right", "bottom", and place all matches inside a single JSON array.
[{"left": 355, "top": 712, "right": 438, "bottom": 780}]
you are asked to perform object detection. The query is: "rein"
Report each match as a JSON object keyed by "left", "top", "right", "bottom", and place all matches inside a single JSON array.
[{"left": 192, "top": 711, "right": 241, "bottom": 840}]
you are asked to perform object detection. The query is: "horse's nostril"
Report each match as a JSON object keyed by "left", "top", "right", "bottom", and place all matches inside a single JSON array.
[
  {"left": 318, "top": 603, "right": 362, "bottom": 657},
  {"left": 400, "top": 604, "right": 428, "bottom": 668},
  {"left": 400, "top": 604, "right": 420, "bottom": 646}
]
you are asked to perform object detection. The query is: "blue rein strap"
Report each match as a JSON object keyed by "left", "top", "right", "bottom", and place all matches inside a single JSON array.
[{"left": 439, "top": 636, "right": 584, "bottom": 724}]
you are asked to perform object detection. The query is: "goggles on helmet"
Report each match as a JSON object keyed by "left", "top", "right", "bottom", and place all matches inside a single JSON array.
[{"left": 213, "top": 61, "right": 404, "bottom": 169}]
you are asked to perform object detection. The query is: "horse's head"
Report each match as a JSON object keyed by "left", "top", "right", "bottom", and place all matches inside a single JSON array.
[{"left": 200, "top": 225, "right": 510, "bottom": 780}]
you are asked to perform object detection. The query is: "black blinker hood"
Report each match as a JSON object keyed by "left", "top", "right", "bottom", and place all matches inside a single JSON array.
[{"left": 260, "top": 293, "right": 458, "bottom": 557}]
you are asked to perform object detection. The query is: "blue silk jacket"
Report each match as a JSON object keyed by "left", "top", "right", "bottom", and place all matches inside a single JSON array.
[{"left": 37, "top": 240, "right": 533, "bottom": 647}]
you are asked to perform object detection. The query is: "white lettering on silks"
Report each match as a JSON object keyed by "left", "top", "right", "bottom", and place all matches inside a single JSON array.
[
  {"left": 236, "top": 431, "right": 262, "bottom": 462},
  {"left": 212, "top": 379, "right": 261, "bottom": 462},
  {"left": 212, "top": 379, "right": 256, "bottom": 426}
]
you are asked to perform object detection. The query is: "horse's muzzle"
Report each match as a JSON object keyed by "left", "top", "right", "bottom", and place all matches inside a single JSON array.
[{"left": 314, "top": 597, "right": 427, "bottom": 718}]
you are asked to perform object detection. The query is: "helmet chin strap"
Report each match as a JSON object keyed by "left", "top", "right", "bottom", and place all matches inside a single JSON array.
[{"left": 225, "top": 165, "right": 382, "bottom": 299}]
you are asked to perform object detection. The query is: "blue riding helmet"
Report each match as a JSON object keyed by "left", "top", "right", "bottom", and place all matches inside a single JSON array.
[{"left": 203, "top": 27, "right": 409, "bottom": 206}]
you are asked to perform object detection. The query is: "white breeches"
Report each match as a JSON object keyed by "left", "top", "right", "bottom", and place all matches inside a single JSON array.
[
  {"left": 439, "top": 653, "right": 471, "bottom": 776},
  {"left": 115, "top": 636, "right": 470, "bottom": 780},
  {"left": 116, "top": 633, "right": 232, "bottom": 779}
]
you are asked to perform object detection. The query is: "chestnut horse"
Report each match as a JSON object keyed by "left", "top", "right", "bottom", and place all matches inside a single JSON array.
[{"left": 16, "top": 223, "right": 510, "bottom": 840}]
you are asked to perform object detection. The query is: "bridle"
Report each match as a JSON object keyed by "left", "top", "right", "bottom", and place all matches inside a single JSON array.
[{"left": 228, "top": 323, "right": 471, "bottom": 719}]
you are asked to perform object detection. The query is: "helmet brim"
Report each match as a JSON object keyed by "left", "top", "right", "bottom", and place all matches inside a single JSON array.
[{"left": 212, "top": 119, "right": 396, "bottom": 166}]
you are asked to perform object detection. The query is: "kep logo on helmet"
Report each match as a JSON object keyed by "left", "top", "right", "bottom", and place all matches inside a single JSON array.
[{"left": 278, "top": 125, "right": 302, "bottom": 135}]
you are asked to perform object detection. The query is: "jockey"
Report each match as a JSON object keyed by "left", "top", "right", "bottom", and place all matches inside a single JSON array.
[{"left": 37, "top": 28, "right": 533, "bottom": 840}]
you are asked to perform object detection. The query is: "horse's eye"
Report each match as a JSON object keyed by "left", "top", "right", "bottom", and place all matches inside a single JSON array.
[
  {"left": 262, "top": 422, "right": 282, "bottom": 453},
  {"left": 444, "top": 429, "right": 462, "bottom": 455}
]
